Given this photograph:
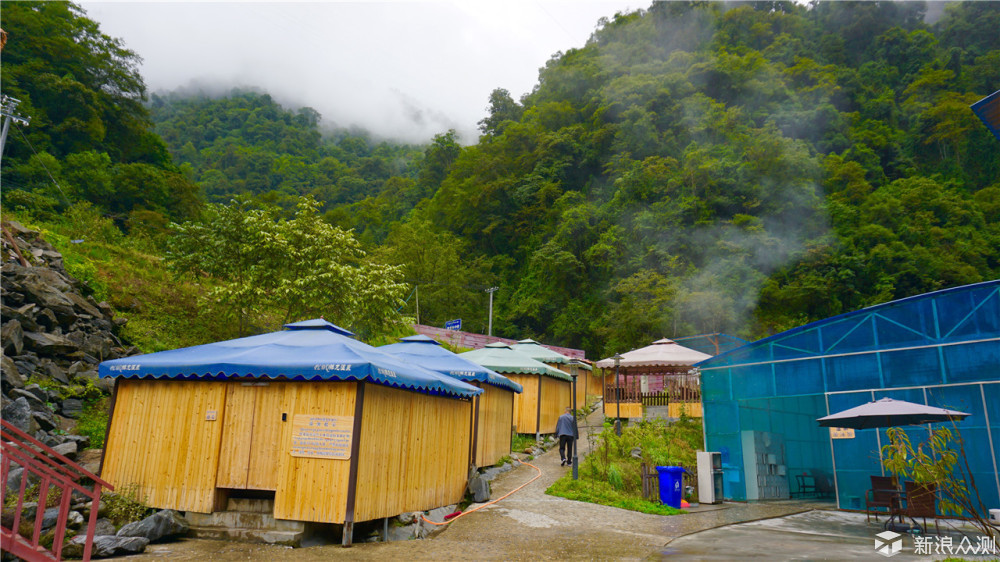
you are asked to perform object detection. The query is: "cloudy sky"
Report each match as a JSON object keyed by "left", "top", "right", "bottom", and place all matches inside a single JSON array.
[{"left": 82, "top": 1, "right": 643, "bottom": 144}]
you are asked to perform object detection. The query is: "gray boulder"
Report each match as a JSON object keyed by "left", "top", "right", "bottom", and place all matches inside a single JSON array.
[
  {"left": 23, "top": 331, "right": 79, "bottom": 356},
  {"left": 10, "top": 387, "right": 48, "bottom": 411},
  {"left": 70, "top": 534, "right": 149, "bottom": 558},
  {"left": 94, "top": 517, "right": 116, "bottom": 536},
  {"left": 1, "top": 353, "right": 26, "bottom": 390},
  {"left": 117, "top": 509, "right": 189, "bottom": 542},
  {"left": 2, "top": 397, "right": 38, "bottom": 434},
  {"left": 62, "top": 398, "right": 84, "bottom": 418},
  {"left": 2, "top": 320, "right": 24, "bottom": 355},
  {"left": 52, "top": 441, "right": 78, "bottom": 460},
  {"left": 467, "top": 473, "right": 491, "bottom": 503},
  {"left": 32, "top": 408, "right": 60, "bottom": 432}
]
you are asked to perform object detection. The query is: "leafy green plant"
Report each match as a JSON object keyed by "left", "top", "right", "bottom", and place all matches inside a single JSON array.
[
  {"left": 882, "top": 426, "right": 996, "bottom": 541},
  {"left": 102, "top": 483, "right": 150, "bottom": 527},
  {"left": 74, "top": 397, "right": 110, "bottom": 449},
  {"left": 511, "top": 433, "right": 536, "bottom": 453}
]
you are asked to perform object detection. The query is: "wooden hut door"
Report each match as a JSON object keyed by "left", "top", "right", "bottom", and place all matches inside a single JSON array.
[{"left": 216, "top": 382, "right": 285, "bottom": 490}]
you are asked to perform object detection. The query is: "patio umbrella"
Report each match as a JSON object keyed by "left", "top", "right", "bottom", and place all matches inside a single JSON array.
[{"left": 817, "top": 397, "right": 970, "bottom": 429}]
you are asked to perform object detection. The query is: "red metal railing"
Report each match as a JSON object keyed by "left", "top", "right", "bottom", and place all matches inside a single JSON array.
[{"left": 1, "top": 419, "right": 113, "bottom": 561}]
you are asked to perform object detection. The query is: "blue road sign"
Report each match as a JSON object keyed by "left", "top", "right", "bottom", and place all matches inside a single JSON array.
[{"left": 445, "top": 319, "right": 462, "bottom": 331}]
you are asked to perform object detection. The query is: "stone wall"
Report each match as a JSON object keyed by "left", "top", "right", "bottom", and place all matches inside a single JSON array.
[{"left": 1, "top": 221, "right": 133, "bottom": 456}]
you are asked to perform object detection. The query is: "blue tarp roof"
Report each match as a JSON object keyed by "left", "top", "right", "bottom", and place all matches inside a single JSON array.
[
  {"left": 379, "top": 335, "right": 523, "bottom": 393},
  {"left": 98, "top": 320, "right": 482, "bottom": 399}
]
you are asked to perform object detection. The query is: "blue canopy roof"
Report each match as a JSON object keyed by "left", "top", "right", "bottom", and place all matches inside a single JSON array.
[
  {"left": 98, "top": 320, "right": 482, "bottom": 399},
  {"left": 379, "top": 335, "right": 523, "bottom": 393}
]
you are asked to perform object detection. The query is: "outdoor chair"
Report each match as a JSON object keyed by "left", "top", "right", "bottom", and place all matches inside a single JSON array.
[
  {"left": 904, "top": 481, "right": 939, "bottom": 535},
  {"left": 812, "top": 470, "right": 835, "bottom": 499},
  {"left": 865, "top": 475, "right": 900, "bottom": 523}
]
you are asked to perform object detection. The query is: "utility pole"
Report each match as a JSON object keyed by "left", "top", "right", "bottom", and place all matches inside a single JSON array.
[
  {"left": 0, "top": 95, "right": 30, "bottom": 167},
  {"left": 415, "top": 285, "right": 419, "bottom": 325},
  {"left": 485, "top": 286, "right": 499, "bottom": 336}
]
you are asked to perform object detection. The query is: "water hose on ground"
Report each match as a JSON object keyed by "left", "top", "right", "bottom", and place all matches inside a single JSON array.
[{"left": 420, "top": 459, "right": 543, "bottom": 526}]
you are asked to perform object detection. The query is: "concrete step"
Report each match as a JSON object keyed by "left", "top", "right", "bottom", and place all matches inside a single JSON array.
[
  {"left": 188, "top": 524, "right": 304, "bottom": 546},
  {"left": 186, "top": 510, "right": 305, "bottom": 533},
  {"left": 226, "top": 497, "right": 273, "bottom": 513}
]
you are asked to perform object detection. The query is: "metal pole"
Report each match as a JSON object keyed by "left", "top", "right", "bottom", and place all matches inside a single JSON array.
[
  {"left": 415, "top": 285, "right": 419, "bottom": 325},
  {"left": 571, "top": 364, "right": 579, "bottom": 480},
  {"left": 486, "top": 286, "right": 498, "bottom": 336},
  {"left": 614, "top": 354, "right": 622, "bottom": 436}
]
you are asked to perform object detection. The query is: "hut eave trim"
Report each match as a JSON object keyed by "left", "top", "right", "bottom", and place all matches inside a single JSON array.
[{"left": 99, "top": 370, "right": 482, "bottom": 399}]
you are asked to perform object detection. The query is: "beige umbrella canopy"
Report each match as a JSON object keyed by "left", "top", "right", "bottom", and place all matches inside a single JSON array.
[{"left": 596, "top": 338, "right": 711, "bottom": 369}]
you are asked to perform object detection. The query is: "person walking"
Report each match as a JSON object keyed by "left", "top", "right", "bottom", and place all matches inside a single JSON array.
[{"left": 556, "top": 407, "right": 578, "bottom": 467}]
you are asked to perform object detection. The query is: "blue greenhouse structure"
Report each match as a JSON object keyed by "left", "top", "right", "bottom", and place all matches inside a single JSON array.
[{"left": 697, "top": 280, "right": 1000, "bottom": 513}]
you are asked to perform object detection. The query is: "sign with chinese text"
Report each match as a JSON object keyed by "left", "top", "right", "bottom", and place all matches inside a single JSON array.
[
  {"left": 290, "top": 415, "right": 354, "bottom": 459},
  {"left": 830, "top": 427, "right": 856, "bottom": 439}
]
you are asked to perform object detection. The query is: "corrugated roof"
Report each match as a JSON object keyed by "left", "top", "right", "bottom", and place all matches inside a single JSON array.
[
  {"left": 972, "top": 89, "right": 1000, "bottom": 141},
  {"left": 379, "top": 336, "right": 523, "bottom": 393},
  {"left": 98, "top": 320, "right": 482, "bottom": 399},
  {"left": 459, "top": 343, "right": 573, "bottom": 381}
]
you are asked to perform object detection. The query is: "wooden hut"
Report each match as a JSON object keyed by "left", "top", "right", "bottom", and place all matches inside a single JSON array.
[
  {"left": 459, "top": 343, "right": 572, "bottom": 437},
  {"left": 379, "top": 335, "right": 523, "bottom": 468},
  {"left": 596, "top": 338, "right": 711, "bottom": 419},
  {"left": 512, "top": 339, "right": 594, "bottom": 410},
  {"left": 98, "top": 320, "right": 481, "bottom": 546}
]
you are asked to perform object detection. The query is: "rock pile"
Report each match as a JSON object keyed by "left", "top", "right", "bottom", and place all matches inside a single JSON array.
[{"left": 1, "top": 221, "right": 132, "bottom": 454}]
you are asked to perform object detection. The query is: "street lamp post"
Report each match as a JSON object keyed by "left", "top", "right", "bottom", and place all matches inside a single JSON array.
[
  {"left": 614, "top": 353, "right": 622, "bottom": 436},
  {"left": 570, "top": 362, "right": 579, "bottom": 480}
]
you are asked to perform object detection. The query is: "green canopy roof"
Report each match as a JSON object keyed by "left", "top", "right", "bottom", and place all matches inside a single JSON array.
[
  {"left": 459, "top": 343, "right": 572, "bottom": 381},
  {"left": 512, "top": 339, "right": 592, "bottom": 371}
]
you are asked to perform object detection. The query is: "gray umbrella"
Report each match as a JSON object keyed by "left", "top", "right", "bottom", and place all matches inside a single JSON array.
[{"left": 817, "top": 397, "right": 970, "bottom": 429}]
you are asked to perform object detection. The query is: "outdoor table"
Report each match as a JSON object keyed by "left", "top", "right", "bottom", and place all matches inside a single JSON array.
[{"left": 881, "top": 489, "right": 924, "bottom": 534}]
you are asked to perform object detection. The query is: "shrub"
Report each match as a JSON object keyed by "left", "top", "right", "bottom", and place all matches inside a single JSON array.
[
  {"left": 74, "top": 397, "right": 110, "bottom": 449},
  {"left": 102, "top": 483, "right": 150, "bottom": 527}
]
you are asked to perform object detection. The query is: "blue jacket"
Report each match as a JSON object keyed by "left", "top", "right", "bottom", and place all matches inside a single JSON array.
[{"left": 556, "top": 412, "right": 578, "bottom": 438}]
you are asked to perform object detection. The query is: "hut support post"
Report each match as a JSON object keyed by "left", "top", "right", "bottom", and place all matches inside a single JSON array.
[
  {"left": 535, "top": 379, "right": 542, "bottom": 442},
  {"left": 471, "top": 395, "right": 480, "bottom": 470},
  {"left": 342, "top": 381, "right": 366, "bottom": 548},
  {"left": 383, "top": 517, "right": 389, "bottom": 542}
]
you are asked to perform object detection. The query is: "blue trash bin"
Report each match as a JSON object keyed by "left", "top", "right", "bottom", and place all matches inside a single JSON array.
[{"left": 656, "top": 466, "right": 686, "bottom": 508}]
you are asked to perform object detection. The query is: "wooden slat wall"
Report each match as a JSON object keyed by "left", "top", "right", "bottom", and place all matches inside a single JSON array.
[
  {"left": 102, "top": 379, "right": 227, "bottom": 513},
  {"left": 353, "top": 384, "right": 471, "bottom": 522},
  {"left": 247, "top": 383, "right": 286, "bottom": 489},
  {"left": 475, "top": 385, "right": 514, "bottom": 467},
  {"left": 604, "top": 401, "right": 644, "bottom": 418},
  {"left": 505, "top": 374, "right": 538, "bottom": 434},
  {"left": 273, "top": 382, "right": 356, "bottom": 524},
  {"left": 537, "top": 377, "right": 571, "bottom": 434},
  {"left": 216, "top": 383, "right": 256, "bottom": 488},
  {"left": 588, "top": 371, "right": 605, "bottom": 397}
]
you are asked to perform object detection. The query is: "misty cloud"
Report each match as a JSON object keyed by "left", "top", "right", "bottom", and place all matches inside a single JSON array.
[{"left": 82, "top": 1, "right": 641, "bottom": 144}]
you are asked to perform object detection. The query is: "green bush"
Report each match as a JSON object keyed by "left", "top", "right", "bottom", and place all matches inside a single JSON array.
[
  {"left": 546, "top": 417, "right": 702, "bottom": 514},
  {"left": 102, "top": 483, "right": 150, "bottom": 527},
  {"left": 74, "top": 397, "right": 110, "bottom": 449}
]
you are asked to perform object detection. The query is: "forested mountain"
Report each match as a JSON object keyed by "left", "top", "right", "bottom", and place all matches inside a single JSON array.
[
  {"left": 147, "top": 91, "right": 435, "bottom": 244},
  {"left": 0, "top": 2, "right": 200, "bottom": 230},
  {"left": 419, "top": 1, "right": 1000, "bottom": 354},
  {"left": 3, "top": 1, "right": 999, "bottom": 359}
]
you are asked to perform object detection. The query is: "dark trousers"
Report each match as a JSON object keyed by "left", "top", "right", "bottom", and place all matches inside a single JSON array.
[{"left": 559, "top": 435, "right": 573, "bottom": 461}]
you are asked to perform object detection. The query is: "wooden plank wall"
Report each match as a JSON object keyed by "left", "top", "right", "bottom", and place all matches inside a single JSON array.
[
  {"left": 604, "top": 401, "right": 644, "bottom": 418},
  {"left": 102, "top": 379, "right": 227, "bottom": 513},
  {"left": 505, "top": 374, "right": 538, "bottom": 434},
  {"left": 588, "top": 371, "right": 606, "bottom": 397},
  {"left": 273, "top": 382, "right": 356, "bottom": 523},
  {"left": 475, "top": 385, "right": 514, "bottom": 467},
  {"left": 353, "top": 384, "right": 471, "bottom": 522},
  {"left": 537, "top": 377, "right": 571, "bottom": 434}
]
